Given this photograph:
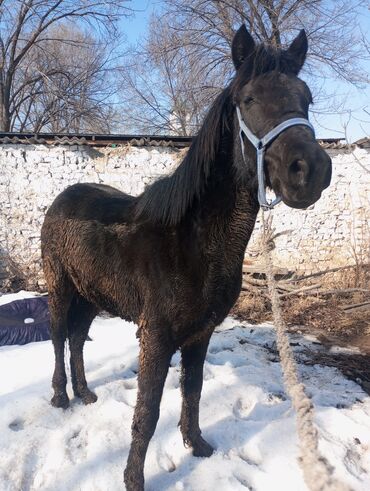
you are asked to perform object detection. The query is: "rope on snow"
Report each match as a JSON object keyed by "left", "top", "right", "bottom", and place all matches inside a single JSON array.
[{"left": 261, "top": 210, "right": 351, "bottom": 491}]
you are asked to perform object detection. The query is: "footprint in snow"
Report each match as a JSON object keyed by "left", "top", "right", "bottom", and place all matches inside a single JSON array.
[
  {"left": 157, "top": 451, "right": 176, "bottom": 473},
  {"left": 343, "top": 442, "right": 367, "bottom": 478},
  {"left": 9, "top": 418, "right": 24, "bottom": 432},
  {"left": 233, "top": 397, "right": 255, "bottom": 420},
  {"left": 66, "top": 427, "right": 87, "bottom": 464}
]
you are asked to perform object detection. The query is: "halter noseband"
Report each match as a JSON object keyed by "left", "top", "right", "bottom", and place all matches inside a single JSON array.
[{"left": 236, "top": 106, "right": 315, "bottom": 210}]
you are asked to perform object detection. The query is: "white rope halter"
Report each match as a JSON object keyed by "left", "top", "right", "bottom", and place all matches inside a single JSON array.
[{"left": 236, "top": 106, "right": 315, "bottom": 210}]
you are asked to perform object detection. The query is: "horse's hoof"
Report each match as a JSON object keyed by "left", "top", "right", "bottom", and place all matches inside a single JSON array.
[
  {"left": 74, "top": 387, "right": 98, "bottom": 405},
  {"left": 191, "top": 436, "right": 214, "bottom": 457},
  {"left": 81, "top": 390, "right": 98, "bottom": 405},
  {"left": 51, "top": 393, "right": 69, "bottom": 409}
]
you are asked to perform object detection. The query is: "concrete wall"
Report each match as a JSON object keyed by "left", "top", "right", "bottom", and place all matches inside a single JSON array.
[{"left": 0, "top": 143, "right": 369, "bottom": 288}]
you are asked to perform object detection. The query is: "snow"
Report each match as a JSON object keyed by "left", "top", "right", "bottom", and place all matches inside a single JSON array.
[{"left": 1, "top": 292, "right": 370, "bottom": 491}]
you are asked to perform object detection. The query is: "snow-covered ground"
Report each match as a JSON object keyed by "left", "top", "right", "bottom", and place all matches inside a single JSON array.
[{"left": 1, "top": 292, "right": 370, "bottom": 491}]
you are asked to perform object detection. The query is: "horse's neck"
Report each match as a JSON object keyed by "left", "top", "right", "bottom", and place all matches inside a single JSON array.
[{"left": 188, "top": 147, "right": 259, "bottom": 268}]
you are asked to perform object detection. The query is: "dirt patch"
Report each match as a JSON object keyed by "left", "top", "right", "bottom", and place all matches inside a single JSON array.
[
  {"left": 256, "top": 325, "right": 370, "bottom": 396},
  {"left": 302, "top": 351, "right": 370, "bottom": 396}
]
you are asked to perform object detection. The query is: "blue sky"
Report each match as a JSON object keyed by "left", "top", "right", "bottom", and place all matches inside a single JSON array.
[{"left": 121, "top": 0, "right": 369, "bottom": 142}]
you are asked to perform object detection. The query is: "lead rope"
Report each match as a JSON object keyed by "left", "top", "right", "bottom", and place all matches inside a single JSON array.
[{"left": 261, "top": 209, "right": 351, "bottom": 491}]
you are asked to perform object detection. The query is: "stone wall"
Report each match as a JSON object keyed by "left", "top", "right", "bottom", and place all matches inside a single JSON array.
[
  {"left": 0, "top": 143, "right": 369, "bottom": 288},
  {"left": 0, "top": 144, "right": 181, "bottom": 288}
]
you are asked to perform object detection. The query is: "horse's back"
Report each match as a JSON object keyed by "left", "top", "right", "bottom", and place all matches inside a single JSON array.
[{"left": 45, "top": 183, "right": 136, "bottom": 224}]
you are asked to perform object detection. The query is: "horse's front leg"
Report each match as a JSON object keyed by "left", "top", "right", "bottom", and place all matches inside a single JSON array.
[
  {"left": 124, "top": 328, "right": 173, "bottom": 491},
  {"left": 179, "top": 331, "right": 214, "bottom": 457},
  {"left": 48, "top": 287, "right": 73, "bottom": 409}
]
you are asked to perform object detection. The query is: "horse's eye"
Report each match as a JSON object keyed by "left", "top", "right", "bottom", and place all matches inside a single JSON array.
[{"left": 244, "top": 96, "right": 254, "bottom": 106}]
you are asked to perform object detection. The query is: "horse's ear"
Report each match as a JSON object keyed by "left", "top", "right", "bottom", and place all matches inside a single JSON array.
[
  {"left": 286, "top": 29, "right": 308, "bottom": 74},
  {"left": 232, "top": 24, "right": 256, "bottom": 70}
]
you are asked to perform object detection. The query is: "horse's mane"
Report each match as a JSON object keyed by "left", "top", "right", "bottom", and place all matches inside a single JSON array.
[
  {"left": 135, "top": 87, "right": 233, "bottom": 226},
  {"left": 135, "top": 44, "right": 295, "bottom": 226}
]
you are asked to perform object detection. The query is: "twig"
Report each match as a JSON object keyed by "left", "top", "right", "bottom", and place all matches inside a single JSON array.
[
  {"left": 311, "top": 288, "right": 370, "bottom": 296},
  {"left": 285, "top": 264, "right": 369, "bottom": 283},
  {"left": 242, "top": 277, "right": 268, "bottom": 286},
  {"left": 279, "top": 283, "right": 321, "bottom": 298},
  {"left": 342, "top": 301, "right": 370, "bottom": 312}
]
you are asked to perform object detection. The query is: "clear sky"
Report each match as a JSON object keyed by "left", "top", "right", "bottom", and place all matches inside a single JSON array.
[{"left": 121, "top": 0, "right": 369, "bottom": 143}]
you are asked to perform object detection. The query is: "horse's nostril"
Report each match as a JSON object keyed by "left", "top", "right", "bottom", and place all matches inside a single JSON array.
[
  {"left": 289, "top": 159, "right": 309, "bottom": 186},
  {"left": 290, "top": 159, "right": 308, "bottom": 174}
]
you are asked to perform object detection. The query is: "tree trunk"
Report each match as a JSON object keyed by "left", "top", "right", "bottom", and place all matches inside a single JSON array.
[{"left": 0, "top": 72, "right": 11, "bottom": 132}]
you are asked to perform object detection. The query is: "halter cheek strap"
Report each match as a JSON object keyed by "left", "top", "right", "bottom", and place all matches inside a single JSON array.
[{"left": 236, "top": 106, "right": 315, "bottom": 210}]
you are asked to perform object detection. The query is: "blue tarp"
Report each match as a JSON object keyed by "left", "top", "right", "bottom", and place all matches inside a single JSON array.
[{"left": 0, "top": 296, "right": 50, "bottom": 346}]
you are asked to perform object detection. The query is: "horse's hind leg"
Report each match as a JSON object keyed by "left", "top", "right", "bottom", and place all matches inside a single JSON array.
[
  {"left": 68, "top": 294, "right": 98, "bottom": 405},
  {"left": 179, "top": 331, "right": 214, "bottom": 457},
  {"left": 45, "top": 258, "right": 74, "bottom": 409}
]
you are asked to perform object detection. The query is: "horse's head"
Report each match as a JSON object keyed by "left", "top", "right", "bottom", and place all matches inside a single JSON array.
[{"left": 231, "top": 25, "right": 331, "bottom": 209}]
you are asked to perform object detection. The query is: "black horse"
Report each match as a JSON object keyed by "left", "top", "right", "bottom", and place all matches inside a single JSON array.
[{"left": 41, "top": 25, "right": 331, "bottom": 491}]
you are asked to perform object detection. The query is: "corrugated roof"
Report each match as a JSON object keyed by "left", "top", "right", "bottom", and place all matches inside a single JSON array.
[
  {"left": 0, "top": 132, "right": 191, "bottom": 148},
  {"left": 0, "top": 132, "right": 366, "bottom": 149},
  {"left": 354, "top": 137, "right": 370, "bottom": 148}
]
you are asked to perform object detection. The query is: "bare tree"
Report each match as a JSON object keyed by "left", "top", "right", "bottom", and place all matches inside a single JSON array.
[
  {"left": 121, "top": 0, "right": 369, "bottom": 134},
  {"left": 0, "top": 0, "right": 132, "bottom": 132},
  {"left": 163, "top": 0, "right": 369, "bottom": 82},
  {"left": 12, "top": 26, "right": 118, "bottom": 133},
  {"left": 119, "top": 18, "right": 223, "bottom": 135}
]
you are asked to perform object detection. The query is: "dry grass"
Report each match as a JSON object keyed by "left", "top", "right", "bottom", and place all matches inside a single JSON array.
[
  {"left": 233, "top": 264, "right": 370, "bottom": 349},
  {"left": 284, "top": 295, "right": 369, "bottom": 338},
  {"left": 0, "top": 254, "right": 43, "bottom": 293},
  {"left": 320, "top": 264, "right": 370, "bottom": 290},
  {"left": 231, "top": 290, "right": 272, "bottom": 323}
]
